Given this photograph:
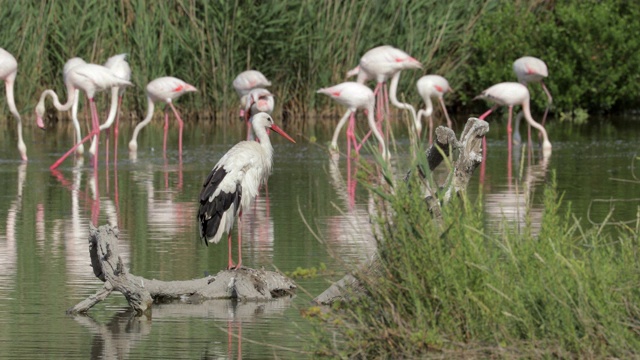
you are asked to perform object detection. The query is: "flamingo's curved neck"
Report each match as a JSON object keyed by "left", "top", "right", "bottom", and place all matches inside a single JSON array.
[
  {"left": 5, "top": 78, "right": 27, "bottom": 160},
  {"left": 100, "top": 87, "right": 121, "bottom": 130},
  {"left": 130, "top": 97, "right": 156, "bottom": 141},
  {"left": 389, "top": 72, "right": 418, "bottom": 129},
  {"left": 39, "top": 83, "right": 77, "bottom": 112},
  {"left": 422, "top": 94, "right": 434, "bottom": 118},
  {"left": 522, "top": 99, "right": 551, "bottom": 147},
  {"left": 365, "top": 104, "right": 389, "bottom": 160}
]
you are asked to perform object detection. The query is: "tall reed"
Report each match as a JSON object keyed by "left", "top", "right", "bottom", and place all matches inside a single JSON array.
[{"left": 0, "top": 0, "right": 489, "bottom": 124}]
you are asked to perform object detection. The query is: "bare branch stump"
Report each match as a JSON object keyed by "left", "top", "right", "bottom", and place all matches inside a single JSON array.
[
  {"left": 443, "top": 117, "right": 488, "bottom": 204},
  {"left": 314, "top": 118, "right": 488, "bottom": 305},
  {"left": 68, "top": 224, "right": 297, "bottom": 315}
]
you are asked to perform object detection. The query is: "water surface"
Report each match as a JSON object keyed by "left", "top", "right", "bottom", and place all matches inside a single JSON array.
[{"left": 0, "top": 113, "right": 637, "bottom": 358}]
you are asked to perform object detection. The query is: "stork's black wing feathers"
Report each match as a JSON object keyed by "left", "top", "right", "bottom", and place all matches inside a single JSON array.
[{"left": 197, "top": 166, "right": 242, "bottom": 246}]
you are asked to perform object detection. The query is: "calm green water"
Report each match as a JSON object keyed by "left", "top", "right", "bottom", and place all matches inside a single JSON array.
[{"left": 0, "top": 113, "right": 638, "bottom": 359}]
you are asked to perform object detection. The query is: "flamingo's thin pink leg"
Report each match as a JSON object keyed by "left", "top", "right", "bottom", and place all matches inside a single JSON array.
[
  {"left": 113, "top": 96, "right": 123, "bottom": 167},
  {"left": 168, "top": 102, "right": 184, "bottom": 158},
  {"left": 163, "top": 106, "right": 169, "bottom": 158},
  {"left": 507, "top": 106, "right": 513, "bottom": 185}
]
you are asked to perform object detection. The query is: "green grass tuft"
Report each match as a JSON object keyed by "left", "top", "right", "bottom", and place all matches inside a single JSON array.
[{"left": 310, "top": 171, "right": 640, "bottom": 358}]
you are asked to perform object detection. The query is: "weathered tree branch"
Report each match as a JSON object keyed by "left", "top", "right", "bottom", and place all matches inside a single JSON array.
[
  {"left": 443, "top": 117, "right": 488, "bottom": 203},
  {"left": 314, "top": 118, "right": 489, "bottom": 305},
  {"left": 68, "top": 224, "right": 297, "bottom": 315}
]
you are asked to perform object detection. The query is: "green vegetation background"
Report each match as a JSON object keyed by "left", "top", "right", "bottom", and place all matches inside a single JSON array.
[{"left": 1, "top": 0, "right": 638, "bottom": 121}]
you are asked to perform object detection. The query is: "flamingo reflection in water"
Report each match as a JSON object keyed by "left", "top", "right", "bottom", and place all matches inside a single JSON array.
[
  {"left": 1, "top": 164, "right": 26, "bottom": 289},
  {"left": 130, "top": 161, "right": 195, "bottom": 242},
  {"left": 240, "top": 194, "right": 275, "bottom": 267},
  {"left": 326, "top": 153, "right": 378, "bottom": 262},
  {"left": 484, "top": 148, "right": 550, "bottom": 237},
  {"left": 50, "top": 161, "right": 128, "bottom": 281}
]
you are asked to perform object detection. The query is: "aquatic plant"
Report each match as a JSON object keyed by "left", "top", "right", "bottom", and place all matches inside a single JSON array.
[{"left": 309, "top": 169, "right": 640, "bottom": 358}]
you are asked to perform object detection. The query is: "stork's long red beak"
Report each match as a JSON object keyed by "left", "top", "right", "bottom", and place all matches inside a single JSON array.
[{"left": 270, "top": 124, "right": 296, "bottom": 143}]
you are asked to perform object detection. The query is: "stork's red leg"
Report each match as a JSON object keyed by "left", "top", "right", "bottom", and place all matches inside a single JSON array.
[{"left": 236, "top": 212, "right": 243, "bottom": 269}]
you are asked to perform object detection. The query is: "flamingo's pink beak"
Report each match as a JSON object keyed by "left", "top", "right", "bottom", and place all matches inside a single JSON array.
[
  {"left": 270, "top": 124, "right": 296, "bottom": 144},
  {"left": 36, "top": 112, "right": 46, "bottom": 130}
]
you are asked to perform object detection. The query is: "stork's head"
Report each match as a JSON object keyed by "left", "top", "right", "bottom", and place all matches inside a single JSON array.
[{"left": 252, "top": 113, "right": 296, "bottom": 144}]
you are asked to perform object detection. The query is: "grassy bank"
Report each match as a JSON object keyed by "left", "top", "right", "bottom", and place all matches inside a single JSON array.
[{"left": 308, "top": 170, "right": 640, "bottom": 358}]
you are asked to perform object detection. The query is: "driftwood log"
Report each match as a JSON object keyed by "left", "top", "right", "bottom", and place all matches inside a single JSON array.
[
  {"left": 68, "top": 225, "right": 297, "bottom": 315},
  {"left": 314, "top": 118, "right": 489, "bottom": 305}
]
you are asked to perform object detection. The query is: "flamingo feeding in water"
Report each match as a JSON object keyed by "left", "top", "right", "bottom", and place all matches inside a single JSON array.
[
  {"left": 232, "top": 70, "right": 271, "bottom": 119},
  {"left": 347, "top": 45, "right": 421, "bottom": 132},
  {"left": 242, "top": 88, "right": 274, "bottom": 140},
  {"left": 416, "top": 75, "right": 453, "bottom": 144},
  {"left": 0, "top": 48, "right": 27, "bottom": 161},
  {"left": 63, "top": 57, "right": 88, "bottom": 156},
  {"left": 513, "top": 56, "right": 553, "bottom": 145},
  {"left": 37, "top": 63, "right": 133, "bottom": 170},
  {"left": 128, "top": 76, "right": 197, "bottom": 156},
  {"left": 88, "top": 53, "right": 132, "bottom": 157},
  {"left": 475, "top": 82, "right": 551, "bottom": 153},
  {"left": 197, "top": 112, "right": 295, "bottom": 269},
  {"left": 475, "top": 82, "right": 552, "bottom": 182},
  {"left": 317, "top": 81, "right": 389, "bottom": 161}
]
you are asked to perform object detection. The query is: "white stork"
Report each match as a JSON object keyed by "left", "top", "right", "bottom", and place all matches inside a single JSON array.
[{"left": 197, "top": 112, "right": 295, "bottom": 269}]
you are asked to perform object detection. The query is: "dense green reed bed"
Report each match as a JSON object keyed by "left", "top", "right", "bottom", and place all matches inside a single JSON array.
[
  {"left": 3, "top": 0, "right": 638, "bottom": 124},
  {"left": 309, "top": 173, "right": 640, "bottom": 358},
  {"left": 0, "top": 0, "right": 486, "bottom": 122}
]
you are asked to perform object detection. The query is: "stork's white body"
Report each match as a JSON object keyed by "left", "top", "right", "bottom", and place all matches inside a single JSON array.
[{"left": 198, "top": 112, "right": 295, "bottom": 269}]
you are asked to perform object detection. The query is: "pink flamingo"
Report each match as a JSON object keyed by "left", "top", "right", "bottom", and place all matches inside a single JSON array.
[
  {"left": 88, "top": 54, "right": 132, "bottom": 158},
  {"left": 63, "top": 57, "right": 88, "bottom": 156},
  {"left": 233, "top": 70, "right": 271, "bottom": 119},
  {"left": 347, "top": 45, "right": 421, "bottom": 129},
  {"left": 128, "top": 76, "right": 197, "bottom": 157},
  {"left": 475, "top": 82, "right": 552, "bottom": 182},
  {"left": 37, "top": 63, "right": 133, "bottom": 170},
  {"left": 416, "top": 75, "right": 453, "bottom": 144},
  {"left": 0, "top": 48, "right": 27, "bottom": 161},
  {"left": 198, "top": 112, "right": 295, "bottom": 270},
  {"left": 242, "top": 88, "right": 274, "bottom": 140},
  {"left": 317, "top": 82, "right": 389, "bottom": 161},
  {"left": 513, "top": 56, "right": 553, "bottom": 145}
]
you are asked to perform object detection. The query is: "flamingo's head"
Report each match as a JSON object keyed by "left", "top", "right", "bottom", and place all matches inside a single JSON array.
[
  {"left": 35, "top": 101, "right": 46, "bottom": 130},
  {"left": 414, "top": 119, "right": 422, "bottom": 137},
  {"left": 401, "top": 57, "right": 422, "bottom": 70}
]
